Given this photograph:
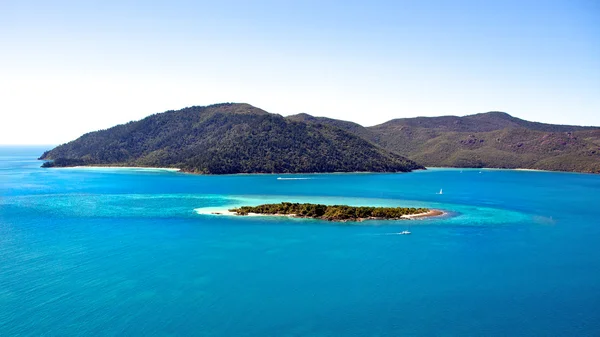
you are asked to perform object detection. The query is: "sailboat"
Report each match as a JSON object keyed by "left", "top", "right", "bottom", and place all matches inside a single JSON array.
[{"left": 437, "top": 188, "right": 443, "bottom": 195}]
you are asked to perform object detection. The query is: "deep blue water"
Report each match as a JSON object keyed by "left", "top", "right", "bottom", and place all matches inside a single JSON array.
[{"left": 1, "top": 146, "right": 600, "bottom": 336}]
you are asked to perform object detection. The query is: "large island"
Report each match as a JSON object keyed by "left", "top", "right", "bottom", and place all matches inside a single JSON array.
[
  {"left": 228, "top": 202, "right": 443, "bottom": 222},
  {"left": 39, "top": 103, "right": 423, "bottom": 174}
]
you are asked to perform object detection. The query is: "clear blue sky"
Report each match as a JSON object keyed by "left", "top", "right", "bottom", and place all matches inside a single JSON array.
[{"left": 1, "top": 0, "right": 598, "bottom": 144}]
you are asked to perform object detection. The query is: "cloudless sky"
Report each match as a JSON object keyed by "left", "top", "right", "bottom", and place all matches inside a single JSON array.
[{"left": 1, "top": 0, "right": 599, "bottom": 144}]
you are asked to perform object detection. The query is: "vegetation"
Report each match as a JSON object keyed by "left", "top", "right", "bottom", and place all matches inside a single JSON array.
[
  {"left": 39, "top": 103, "right": 423, "bottom": 174},
  {"left": 290, "top": 111, "right": 600, "bottom": 173},
  {"left": 229, "top": 202, "right": 430, "bottom": 221},
  {"left": 40, "top": 102, "right": 600, "bottom": 174},
  {"left": 41, "top": 158, "right": 87, "bottom": 168}
]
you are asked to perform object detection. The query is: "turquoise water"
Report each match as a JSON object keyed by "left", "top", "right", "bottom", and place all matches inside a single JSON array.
[{"left": 1, "top": 146, "right": 600, "bottom": 336}]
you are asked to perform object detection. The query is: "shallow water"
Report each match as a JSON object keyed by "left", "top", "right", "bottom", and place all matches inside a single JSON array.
[{"left": 1, "top": 146, "right": 600, "bottom": 336}]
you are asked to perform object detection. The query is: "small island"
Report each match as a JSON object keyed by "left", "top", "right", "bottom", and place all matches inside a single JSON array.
[{"left": 228, "top": 202, "right": 443, "bottom": 222}]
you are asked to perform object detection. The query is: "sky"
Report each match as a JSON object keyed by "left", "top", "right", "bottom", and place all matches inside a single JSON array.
[{"left": 1, "top": 0, "right": 599, "bottom": 145}]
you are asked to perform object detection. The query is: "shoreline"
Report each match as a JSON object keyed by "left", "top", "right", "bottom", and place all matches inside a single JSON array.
[
  {"left": 425, "top": 166, "right": 598, "bottom": 175},
  {"left": 199, "top": 208, "right": 445, "bottom": 222},
  {"left": 41, "top": 162, "right": 597, "bottom": 175},
  {"left": 401, "top": 209, "right": 444, "bottom": 219},
  {"left": 41, "top": 163, "right": 416, "bottom": 175},
  {"left": 61, "top": 166, "right": 181, "bottom": 172}
]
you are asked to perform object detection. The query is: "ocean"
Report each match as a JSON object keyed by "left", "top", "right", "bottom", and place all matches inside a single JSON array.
[{"left": 1, "top": 146, "right": 599, "bottom": 336}]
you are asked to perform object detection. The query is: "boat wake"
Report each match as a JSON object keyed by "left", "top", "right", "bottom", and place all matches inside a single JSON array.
[{"left": 276, "top": 177, "right": 313, "bottom": 180}]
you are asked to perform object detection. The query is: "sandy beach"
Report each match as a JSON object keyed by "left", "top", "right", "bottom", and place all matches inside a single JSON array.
[
  {"left": 67, "top": 166, "right": 181, "bottom": 172},
  {"left": 401, "top": 209, "right": 445, "bottom": 219}
]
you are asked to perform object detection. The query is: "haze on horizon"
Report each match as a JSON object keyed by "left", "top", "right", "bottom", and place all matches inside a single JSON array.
[{"left": 1, "top": 0, "right": 599, "bottom": 145}]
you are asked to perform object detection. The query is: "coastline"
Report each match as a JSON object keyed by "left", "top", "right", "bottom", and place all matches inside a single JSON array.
[
  {"left": 60, "top": 166, "right": 181, "bottom": 172},
  {"left": 41, "top": 164, "right": 417, "bottom": 175},
  {"left": 39, "top": 161, "right": 419, "bottom": 175},
  {"left": 401, "top": 209, "right": 444, "bottom": 219},
  {"left": 425, "top": 166, "right": 598, "bottom": 175},
  {"left": 41, "top": 162, "right": 597, "bottom": 176}
]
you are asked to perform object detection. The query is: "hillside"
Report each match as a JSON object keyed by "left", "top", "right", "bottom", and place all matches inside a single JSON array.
[
  {"left": 39, "top": 103, "right": 423, "bottom": 174},
  {"left": 286, "top": 113, "right": 379, "bottom": 142},
  {"left": 377, "top": 111, "right": 598, "bottom": 133},
  {"left": 293, "top": 112, "right": 600, "bottom": 173}
]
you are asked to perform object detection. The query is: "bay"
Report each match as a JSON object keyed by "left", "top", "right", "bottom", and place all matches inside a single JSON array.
[{"left": 1, "top": 146, "right": 599, "bottom": 336}]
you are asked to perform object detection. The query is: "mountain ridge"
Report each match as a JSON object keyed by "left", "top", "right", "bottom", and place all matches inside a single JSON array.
[
  {"left": 40, "top": 104, "right": 600, "bottom": 174},
  {"left": 40, "top": 103, "right": 423, "bottom": 174},
  {"left": 375, "top": 111, "right": 598, "bottom": 133},
  {"left": 287, "top": 111, "right": 600, "bottom": 173}
]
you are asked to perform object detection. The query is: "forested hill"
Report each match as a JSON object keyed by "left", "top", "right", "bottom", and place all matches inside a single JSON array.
[
  {"left": 289, "top": 111, "right": 600, "bottom": 173},
  {"left": 39, "top": 103, "right": 423, "bottom": 174}
]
